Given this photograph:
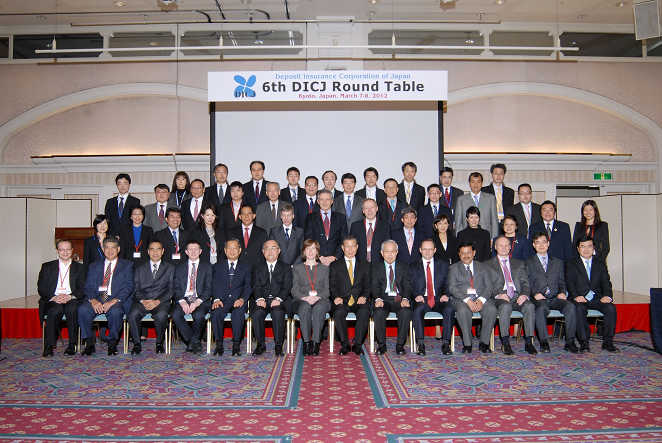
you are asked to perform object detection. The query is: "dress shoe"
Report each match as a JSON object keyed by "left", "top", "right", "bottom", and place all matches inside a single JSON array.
[
  {"left": 42, "top": 345, "right": 54, "bottom": 357},
  {"left": 274, "top": 344, "right": 284, "bottom": 356},
  {"left": 107, "top": 342, "right": 118, "bottom": 356},
  {"left": 501, "top": 341, "right": 514, "bottom": 355},
  {"left": 377, "top": 345, "right": 387, "bottom": 355},
  {"left": 540, "top": 341, "right": 551, "bottom": 353},
  {"left": 564, "top": 342, "right": 579, "bottom": 353},
  {"left": 479, "top": 342, "right": 492, "bottom": 354},
  {"left": 416, "top": 343, "right": 426, "bottom": 356},
  {"left": 190, "top": 342, "right": 203, "bottom": 354},
  {"left": 302, "top": 342, "right": 311, "bottom": 356},
  {"left": 602, "top": 342, "right": 620, "bottom": 353},
  {"left": 442, "top": 342, "right": 452, "bottom": 355},
  {"left": 232, "top": 344, "right": 242, "bottom": 356},
  {"left": 82, "top": 344, "right": 96, "bottom": 356},
  {"left": 155, "top": 343, "right": 165, "bottom": 354},
  {"left": 395, "top": 345, "right": 406, "bottom": 355},
  {"left": 338, "top": 344, "right": 350, "bottom": 355},
  {"left": 579, "top": 341, "right": 590, "bottom": 353},
  {"left": 131, "top": 344, "right": 142, "bottom": 355},
  {"left": 213, "top": 346, "right": 224, "bottom": 356},
  {"left": 254, "top": 343, "right": 266, "bottom": 355},
  {"left": 352, "top": 344, "right": 364, "bottom": 355},
  {"left": 64, "top": 344, "right": 77, "bottom": 356},
  {"left": 462, "top": 345, "right": 472, "bottom": 354},
  {"left": 312, "top": 342, "right": 320, "bottom": 356},
  {"left": 524, "top": 337, "right": 538, "bottom": 355}
]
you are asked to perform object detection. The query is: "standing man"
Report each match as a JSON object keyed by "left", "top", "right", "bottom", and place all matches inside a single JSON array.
[
  {"left": 333, "top": 172, "right": 365, "bottom": 231},
  {"left": 78, "top": 237, "right": 134, "bottom": 356},
  {"left": 391, "top": 207, "right": 424, "bottom": 266},
  {"left": 104, "top": 173, "right": 140, "bottom": 236},
  {"left": 243, "top": 160, "right": 270, "bottom": 210},
  {"left": 269, "top": 203, "right": 304, "bottom": 266},
  {"left": 218, "top": 181, "right": 245, "bottom": 234},
  {"left": 144, "top": 184, "right": 172, "bottom": 232},
  {"left": 322, "top": 170, "right": 343, "bottom": 198},
  {"left": 380, "top": 178, "right": 407, "bottom": 232},
  {"left": 38, "top": 239, "right": 86, "bottom": 357},
  {"left": 528, "top": 201, "right": 573, "bottom": 262},
  {"left": 279, "top": 166, "right": 305, "bottom": 203},
  {"left": 204, "top": 162, "right": 231, "bottom": 211},
  {"left": 127, "top": 240, "right": 174, "bottom": 355},
  {"left": 454, "top": 172, "right": 499, "bottom": 239},
  {"left": 350, "top": 198, "right": 390, "bottom": 264},
  {"left": 506, "top": 183, "right": 541, "bottom": 238},
  {"left": 154, "top": 207, "right": 190, "bottom": 268},
  {"left": 181, "top": 179, "right": 207, "bottom": 231},
  {"left": 397, "top": 162, "right": 426, "bottom": 211},
  {"left": 418, "top": 184, "right": 453, "bottom": 238},
  {"left": 410, "top": 239, "right": 454, "bottom": 355},
  {"left": 356, "top": 167, "right": 386, "bottom": 205},
  {"left": 256, "top": 182, "right": 285, "bottom": 232},
  {"left": 482, "top": 163, "right": 515, "bottom": 222},
  {"left": 304, "top": 189, "right": 348, "bottom": 266},
  {"left": 227, "top": 205, "right": 268, "bottom": 268},
  {"left": 439, "top": 166, "right": 464, "bottom": 216},
  {"left": 294, "top": 175, "right": 320, "bottom": 229}
]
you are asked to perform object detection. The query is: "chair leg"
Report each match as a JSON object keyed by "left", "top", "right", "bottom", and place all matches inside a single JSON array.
[
  {"left": 435, "top": 324, "right": 442, "bottom": 339},
  {"left": 42, "top": 321, "right": 46, "bottom": 354},
  {"left": 410, "top": 321, "right": 416, "bottom": 353},
  {"left": 513, "top": 321, "right": 521, "bottom": 342},
  {"left": 206, "top": 319, "right": 212, "bottom": 355},
  {"left": 369, "top": 318, "right": 375, "bottom": 353},
  {"left": 450, "top": 326, "right": 455, "bottom": 353},
  {"left": 490, "top": 327, "right": 495, "bottom": 352},
  {"left": 246, "top": 317, "right": 252, "bottom": 355},
  {"left": 329, "top": 319, "right": 334, "bottom": 353},
  {"left": 123, "top": 320, "right": 128, "bottom": 354},
  {"left": 167, "top": 320, "right": 172, "bottom": 354}
]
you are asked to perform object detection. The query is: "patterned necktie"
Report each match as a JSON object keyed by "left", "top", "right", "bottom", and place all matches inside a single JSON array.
[
  {"left": 291, "top": 189, "right": 297, "bottom": 201},
  {"left": 193, "top": 198, "right": 199, "bottom": 221},
  {"left": 366, "top": 222, "right": 374, "bottom": 262},
  {"left": 158, "top": 204, "right": 165, "bottom": 224},
  {"left": 269, "top": 263, "right": 274, "bottom": 283},
  {"left": 118, "top": 196, "right": 125, "bottom": 217},
  {"left": 255, "top": 182, "right": 260, "bottom": 204},
  {"left": 347, "top": 260, "right": 355, "bottom": 306},
  {"left": 389, "top": 265, "right": 395, "bottom": 292},
  {"left": 152, "top": 263, "right": 158, "bottom": 279},
  {"left": 432, "top": 205, "right": 438, "bottom": 217},
  {"left": 218, "top": 185, "right": 223, "bottom": 201},
  {"left": 426, "top": 261, "right": 435, "bottom": 308},
  {"left": 466, "top": 265, "right": 474, "bottom": 289},
  {"left": 524, "top": 204, "right": 531, "bottom": 226},
  {"left": 473, "top": 195, "right": 479, "bottom": 207},
  {"left": 271, "top": 203, "right": 276, "bottom": 220},
  {"left": 244, "top": 227, "right": 250, "bottom": 248},
  {"left": 323, "top": 213, "right": 330, "bottom": 238},
  {"left": 285, "top": 227, "right": 290, "bottom": 240},
  {"left": 445, "top": 188, "right": 450, "bottom": 206},
  {"left": 541, "top": 255, "right": 548, "bottom": 272},
  {"left": 546, "top": 223, "right": 552, "bottom": 239},
  {"left": 406, "top": 184, "right": 412, "bottom": 204},
  {"left": 172, "top": 230, "right": 179, "bottom": 253},
  {"left": 501, "top": 258, "right": 515, "bottom": 299},
  {"left": 496, "top": 187, "right": 503, "bottom": 219},
  {"left": 407, "top": 230, "right": 414, "bottom": 253},
  {"left": 101, "top": 262, "right": 112, "bottom": 301},
  {"left": 309, "top": 198, "right": 314, "bottom": 214},
  {"left": 345, "top": 196, "right": 352, "bottom": 219},
  {"left": 188, "top": 263, "right": 197, "bottom": 302},
  {"left": 229, "top": 262, "right": 235, "bottom": 286}
]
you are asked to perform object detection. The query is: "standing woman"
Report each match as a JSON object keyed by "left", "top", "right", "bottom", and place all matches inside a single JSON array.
[
  {"left": 497, "top": 215, "right": 535, "bottom": 260},
  {"left": 168, "top": 171, "right": 191, "bottom": 208},
  {"left": 572, "top": 199, "right": 610, "bottom": 262},
  {"left": 432, "top": 214, "right": 459, "bottom": 265},
  {"left": 195, "top": 205, "right": 226, "bottom": 265},
  {"left": 291, "top": 239, "right": 331, "bottom": 356},
  {"left": 83, "top": 214, "right": 110, "bottom": 272},
  {"left": 456, "top": 206, "right": 492, "bottom": 262},
  {"left": 120, "top": 205, "right": 153, "bottom": 267}
]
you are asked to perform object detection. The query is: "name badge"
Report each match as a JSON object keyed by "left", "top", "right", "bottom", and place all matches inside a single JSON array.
[
  {"left": 133, "top": 252, "right": 142, "bottom": 258},
  {"left": 388, "top": 291, "right": 397, "bottom": 297},
  {"left": 309, "top": 290, "right": 318, "bottom": 297},
  {"left": 55, "top": 288, "right": 71, "bottom": 295},
  {"left": 467, "top": 288, "right": 477, "bottom": 296},
  {"left": 98, "top": 286, "right": 108, "bottom": 292},
  {"left": 172, "top": 253, "right": 181, "bottom": 260}
]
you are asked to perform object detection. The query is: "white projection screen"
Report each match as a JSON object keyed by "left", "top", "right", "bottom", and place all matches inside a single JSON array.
[{"left": 213, "top": 101, "right": 442, "bottom": 190}]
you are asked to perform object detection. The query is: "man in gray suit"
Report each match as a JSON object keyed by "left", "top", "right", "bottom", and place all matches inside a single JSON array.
[
  {"left": 333, "top": 172, "right": 365, "bottom": 231},
  {"left": 144, "top": 184, "right": 173, "bottom": 232},
  {"left": 448, "top": 241, "right": 498, "bottom": 353},
  {"left": 454, "top": 172, "right": 499, "bottom": 239},
  {"left": 255, "top": 182, "right": 284, "bottom": 232},
  {"left": 526, "top": 231, "right": 578, "bottom": 353},
  {"left": 487, "top": 236, "right": 537, "bottom": 355},
  {"left": 269, "top": 203, "right": 303, "bottom": 266}
]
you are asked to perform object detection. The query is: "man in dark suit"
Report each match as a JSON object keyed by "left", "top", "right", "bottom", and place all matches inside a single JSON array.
[
  {"left": 251, "top": 240, "right": 293, "bottom": 356},
  {"left": 411, "top": 239, "right": 453, "bottom": 356},
  {"left": 211, "top": 238, "right": 252, "bottom": 356},
  {"left": 391, "top": 207, "right": 424, "bottom": 265},
  {"left": 330, "top": 236, "right": 371, "bottom": 355},
  {"left": 322, "top": 170, "right": 343, "bottom": 199},
  {"left": 380, "top": 178, "right": 407, "bottom": 232},
  {"left": 447, "top": 241, "right": 498, "bottom": 353},
  {"left": 294, "top": 176, "right": 320, "bottom": 229},
  {"left": 566, "top": 236, "right": 618, "bottom": 353},
  {"left": 243, "top": 160, "right": 270, "bottom": 209},
  {"left": 439, "top": 166, "right": 464, "bottom": 216},
  {"left": 144, "top": 184, "right": 173, "bottom": 232},
  {"left": 350, "top": 198, "right": 390, "bottom": 264},
  {"left": 487, "top": 236, "right": 537, "bottom": 355},
  {"left": 227, "top": 205, "right": 268, "bottom": 268},
  {"left": 280, "top": 166, "right": 305, "bottom": 204},
  {"left": 506, "top": 183, "right": 541, "bottom": 238},
  {"left": 204, "top": 162, "right": 231, "bottom": 211},
  {"left": 356, "top": 167, "right": 386, "bottom": 205},
  {"left": 218, "top": 181, "right": 245, "bottom": 234},
  {"left": 78, "top": 237, "right": 134, "bottom": 356},
  {"left": 180, "top": 179, "right": 208, "bottom": 231},
  {"left": 269, "top": 203, "right": 304, "bottom": 266},
  {"left": 154, "top": 208, "right": 190, "bottom": 268},
  {"left": 104, "top": 173, "right": 140, "bottom": 236},
  {"left": 333, "top": 172, "right": 365, "bottom": 231},
  {"left": 526, "top": 231, "right": 578, "bottom": 353},
  {"left": 304, "top": 189, "right": 348, "bottom": 266},
  {"left": 418, "top": 184, "right": 453, "bottom": 237},
  {"left": 37, "top": 239, "right": 86, "bottom": 357},
  {"left": 255, "top": 182, "right": 284, "bottom": 232},
  {"left": 171, "top": 240, "right": 211, "bottom": 354},
  {"left": 528, "top": 201, "right": 573, "bottom": 262},
  {"left": 371, "top": 239, "right": 413, "bottom": 355},
  {"left": 481, "top": 163, "right": 515, "bottom": 222},
  {"left": 127, "top": 240, "right": 173, "bottom": 355},
  {"left": 397, "top": 162, "right": 426, "bottom": 211}
]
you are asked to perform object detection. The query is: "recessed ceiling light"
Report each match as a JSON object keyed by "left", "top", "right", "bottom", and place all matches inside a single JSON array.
[
  {"left": 495, "top": 0, "right": 505, "bottom": 5},
  {"left": 616, "top": 1, "right": 625, "bottom": 6},
  {"left": 149, "top": 41, "right": 159, "bottom": 46},
  {"left": 114, "top": 0, "right": 126, "bottom": 6},
  {"left": 465, "top": 39, "right": 475, "bottom": 44},
  {"left": 370, "top": 0, "right": 377, "bottom": 4}
]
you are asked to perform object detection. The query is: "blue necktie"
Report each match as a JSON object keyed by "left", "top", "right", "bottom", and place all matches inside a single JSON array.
[
  {"left": 586, "top": 260, "right": 591, "bottom": 279},
  {"left": 390, "top": 199, "right": 396, "bottom": 212},
  {"left": 473, "top": 195, "right": 479, "bottom": 206},
  {"left": 172, "top": 230, "right": 178, "bottom": 246},
  {"left": 285, "top": 227, "right": 290, "bottom": 240},
  {"left": 345, "top": 196, "right": 352, "bottom": 219},
  {"left": 118, "top": 196, "right": 124, "bottom": 217},
  {"left": 433, "top": 205, "right": 438, "bottom": 216}
]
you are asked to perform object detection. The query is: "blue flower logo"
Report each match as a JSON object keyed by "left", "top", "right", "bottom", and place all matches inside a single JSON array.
[{"left": 234, "top": 74, "right": 256, "bottom": 98}]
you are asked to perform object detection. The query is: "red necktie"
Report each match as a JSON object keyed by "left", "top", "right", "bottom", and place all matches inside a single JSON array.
[
  {"left": 366, "top": 222, "right": 374, "bottom": 262},
  {"left": 308, "top": 198, "right": 314, "bottom": 214},
  {"left": 445, "top": 188, "right": 450, "bottom": 205},
  {"left": 426, "top": 261, "right": 435, "bottom": 308},
  {"left": 158, "top": 204, "right": 165, "bottom": 224},
  {"left": 193, "top": 199, "right": 199, "bottom": 221},
  {"left": 322, "top": 213, "right": 330, "bottom": 238},
  {"left": 244, "top": 227, "right": 250, "bottom": 248}
]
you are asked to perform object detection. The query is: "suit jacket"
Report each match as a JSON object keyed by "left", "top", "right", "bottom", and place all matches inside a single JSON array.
[
  {"left": 492, "top": 235, "right": 535, "bottom": 261},
  {"left": 378, "top": 198, "right": 408, "bottom": 232},
  {"left": 566, "top": 256, "right": 613, "bottom": 301},
  {"left": 294, "top": 196, "right": 319, "bottom": 229},
  {"left": 526, "top": 254, "right": 566, "bottom": 299},
  {"left": 119, "top": 224, "right": 153, "bottom": 265},
  {"left": 481, "top": 184, "right": 515, "bottom": 215},
  {"left": 572, "top": 222, "right": 610, "bottom": 263},
  {"left": 506, "top": 202, "right": 542, "bottom": 238},
  {"left": 217, "top": 201, "right": 245, "bottom": 234},
  {"left": 447, "top": 260, "right": 496, "bottom": 302},
  {"left": 168, "top": 190, "right": 190, "bottom": 209},
  {"left": 454, "top": 192, "right": 500, "bottom": 239},
  {"left": 457, "top": 227, "right": 492, "bottom": 262},
  {"left": 280, "top": 186, "right": 305, "bottom": 204},
  {"left": 440, "top": 185, "right": 464, "bottom": 214},
  {"left": 212, "top": 259, "right": 252, "bottom": 303},
  {"left": 104, "top": 194, "right": 140, "bottom": 236},
  {"left": 154, "top": 227, "right": 191, "bottom": 267},
  {"left": 174, "top": 259, "right": 213, "bottom": 303},
  {"left": 410, "top": 258, "right": 449, "bottom": 304},
  {"left": 333, "top": 193, "right": 365, "bottom": 230},
  {"left": 529, "top": 220, "right": 573, "bottom": 262},
  {"left": 304, "top": 210, "right": 348, "bottom": 259},
  {"left": 204, "top": 183, "right": 231, "bottom": 211},
  {"left": 83, "top": 258, "right": 134, "bottom": 304},
  {"left": 133, "top": 260, "right": 174, "bottom": 304},
  {"left": 180, "top": 197, "right": 211, "bottom": 231},
  {"left": 350, "top": 218, "right": 390, "bottom": 264},
  {"left": 397, "top": 181, "right": 426, "bottom": 211},
  {"left": 144, "top": 202, "right": 173, "bottom": 232},
  {"left": 355, "top": 186, "right": 386, "bottom": 205},
  {"left": 417, "top": 203, "right": 453, "bottom": 238},
  {"left": 193, "top": 225, "right": 226, "bottom": 264},
  {"left": 329, "top": 257, "right": 371, "bottom": 304},
  {"left": 243, "top": 180, "right": 270, "bottom": 209},
  {"left": 485, "top": 256, "right": 530, "bottom": 298},
  {"left": 291, "top": 262, "right": 330, "bottom": 301},
  {"left": 433, "top": 232, "right": 460, "bottom": 265},
  {"left": 227, "top": 225, "right": 269, "bottom": 268},
  {"left": 371, "top": 260, "right": 412, "bottom": 301},
  {"left": 252, "top": 259, "right": 293, "bottom": 304},
  {"left": 391, "top": 227, "right": 425, "bottom": 265},
  {"left": 37, "top": 260, "right": 86, "bottom": 305},
  {"left": 269, "top": 224, "right": 304, "bottom": 266},
  {"left": 255, "top": 200, "right": 285, "bottom": 232}
]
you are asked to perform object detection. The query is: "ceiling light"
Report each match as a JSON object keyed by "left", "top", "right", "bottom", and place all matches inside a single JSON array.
[
  {"left": 440, "top": 0, "right": 457, "bottom": 11},
  {"left": 616, "top": 1, "right": 625, "bottom": 6},
  {"left": 465, "top": 39, "right": 475, "bottom": 44},
  {"left": 370, "top": 0, "right": 377, "bottom": 4},
  {"left": 149, "top": 41, "right": 159, "bottom": 46},
  {"left": 114, "top": 1, "right": 127, "bottom": 6},
  {"left": 495, "top": 0, "right": 505, "bottom": 5}
]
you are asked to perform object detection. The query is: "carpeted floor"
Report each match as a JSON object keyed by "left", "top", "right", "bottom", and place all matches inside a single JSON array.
[{"left": 0, "top": 332, "right": 661, "bottom": 442}]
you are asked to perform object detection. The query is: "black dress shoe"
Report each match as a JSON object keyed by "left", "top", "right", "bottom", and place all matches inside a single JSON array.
[
  {"left": 395, "top": 345, "right": 405, "bottom": 355},
  {"left": 82, "top": 344, "right": 95, "bottom": 356},
  {"left": 462, "top": 346, "right": 472, "bottom": 354},
  {"left": 42, "top": 345, "right": 54, "bottom": 357},
  {"left": 64, "top": 344, "right": 77, "bottom": 355},
  {"left": 312, "top": 342, "right": 320, "bottom": 356},
  {"left": 352, "top": 344, "right": 364, "bottom": 355},
  {"left": 416, "top": 343, "right": 426, "bottom": 356},
  {"left": 564, "top": 342, "right": 579, "bottom": 353},
  {"left": 254, "top": 343, "right": 266, "bottom": 355},
  {"left": 602, "top": 342, "right": 620, "bottom": 353},
  {"left": 579, "top": 341, "right": 590, "bottom": 353},
  {"left": 302, "top": 342, "right": 311, "bottom": 356},
  {"left": 339, "top": 344, "right": 350, "bottom": 355},
  {"left": 501, "top": 341, "right": 514, "bottom": 355},
  {"left": 377, "top": 345, "right": 387, "bottom": 355},
  {"left": 540, "top": 341, "right": 551, "bottom": 353},
  {"left": 442, "top": 343, "right": 452, "bottom": 355},
  {"left": 479, "top": 342, "right": 492, "bottom": 354},
  {"left": 108, "top": 343, "right": 118, "bottom": 356},
  {"left": 131, "top": 344, "right": 142, "bottom": 355},
  {"left": 274, "top": 344, "right": 284, "bottom": 356},
  {"left": 213, "top": 346, "right": 224, "bottom": 356},
  {"left": 524, "top": 341, "right": 538, "bottom": 355},
  {"left": 155, "top": 343, "right": 165, "bottom": 354},
  {"left": 232, "top": 344, "right": 242, "bottom": 356}
]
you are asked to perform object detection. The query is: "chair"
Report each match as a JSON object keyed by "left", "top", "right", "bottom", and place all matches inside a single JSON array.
[
  {"left": 287, "top": 313, "right": 330, "bottom": 354},
  {"left": 41, "top": 314, "right": 79, "bottom": 354},
  {"left": 125, "top": 313, "right": 170, "bottom": 355},
  {"left": 167, "top": 312, "right": 211, "bottom": 354},
  {"left": 77, "top": 314, "right": 129, "bottom": 354},
  {"left": 328, "top": 312, "right": 356, "bottom": 353},
  {"left": 450, "top": 312, "right": 494, "bottom": 353},
  {"left": 368, "top": 313, "right": 414, "bottom": 353},
  {"left": 409, "top": 311, "right": 455, "bottom": 354}
]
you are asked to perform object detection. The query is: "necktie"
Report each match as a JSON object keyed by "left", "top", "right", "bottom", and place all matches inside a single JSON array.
[
  {"left": 323, "top": 213, "right": 330, "bottom": 238},
  {"left": 269, "top": 264, "right": 273, "bottom": 283},
  {"left": 585, "top": 260, "right": 592, "bottom": 279},
  {"left": 229, "top": 262, "right": 235, "bottom": 285},
  {"left": 541, "top": 255, "right": 548, "bottom": 272},
  {"left": 366, "top": 222, "right": 374, "bottom": 262},
  {"left": 158, "top": 204, "right": 165, "bottom": 224},
  {"left": 188, "top": 263, "right": 197, "bottom": 301},
  {"left": 345, "top": 196, "right": 352, "bottom": 219},
  {"left": 426, "top": 261, "right": 435, "bottom": 308},
  {"left": 271, "top": 203, "right": 276, "bottom": 220},
  {"left": 407, "top": 229, "right": 414, "bottom": 253},
  {"left": 193, "top": 198, "right": 199, "bottom": 221},
  {"left": 525, "top": 204, "right": 531, "bottom": 226},
  {"left": 309, "top": 198, "right": 314, "bottom": 214},
  {"left": 406, "top": 184, "right": 412, "bottom": 204},
  {"left": 473, "top": 195, "right": 479, "bottom": 207},
  {"left": 347, "top": 260, "right": 355, "bottom": 306},
  {"left": 118, "top": 196, "right": 125, "bottom": 217},
  {"left": 255, "top": 182, "right": 260, "bottom": 204},
  {"left": 433, "top": 205, "right": 438, "bottom": 217},
  {"left": 466, "top": 265, "right": 474, "bottom": 289},
  {"left": 501, "top": 259, "right": 515, "bottom": 299},
  {"left": 390, "top": 199, "right": 396, "bottom": 212},
  {"left": 291, "top": 189, "right": 297, "bottom": 201},
  {"left": 389, "top": 265, "right": 395, "bottom": 292},
  {"left": 244, "top": 227, "right": 250, "bottom": 248},
  {"left": 444, "top": 188, "right": 450, "bottom": 205},
  {"left": 172, "top": 230, "right": 179, "bottom": 253},
  {"left": 546, "top": 223, "right": 552, "bottom": 239},
  {"left": 496, "top": 187, "right": 503, "bottom": 219},
  {"left": 285, "top": 227, "right": 290, "bottom": 240},
  {"left": 101, "top": 262, "right": 112, "bottom": 301},
  {"left": 152, "top": 263, "right": 158, "bottom": 279},
  {"left": 218, "top": 185, "right": 223, "bottom": 201}
]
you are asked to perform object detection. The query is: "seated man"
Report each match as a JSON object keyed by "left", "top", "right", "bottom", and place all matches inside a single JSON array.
[
  {"left": 251, "top": 240, "right": 292, "bottom": 356},
  {"left": 447, "top": 241, "right": 497, "bottom": 353},
  {"left": 172, "top": 240, "right": 212, "bottom": 354},
  {"left": 486, "top": 236, "right": 537, "bottom": 355},
  {"left": 566, "top": 236, "right": 619, "bottom": 353},
  {"left": 128, "top": 240, "right": 174, "bottom": 355},
  {"left": 411, "top": 239, "right": 454, "bottom": 356},
  {"left": 371, "top": 240, "right": 413, "bottom": 355},
  {"left": 211, "top": 238, "right": 252, "bottom": 356},
  {"left": 78, "top": 236, "right": 134, "bottom": 356},
  {"left": 37, "top": 239, "right": 86, "bottom": 357},
  {"left": 330, "top": 236, "right": 371, "bottom": 355},
  {"left": 526, "top": 231, "right": 578, "bottom": 353}
]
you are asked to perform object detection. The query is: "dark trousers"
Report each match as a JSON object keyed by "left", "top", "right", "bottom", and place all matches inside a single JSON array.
[
  {"left": 44, "top": 300, "right": 80, "bottom": 347},
  {"left": 128, "top": 300, "right": 170, "bottom": 345},
  {"left": 332, "top": 302, "right": 370, "bottom": 346},
  {"left": 211, "top": 300, "right": 247, "bottom": 345},
  {"left": 77, "top": 300, "right": 124, "bottom": 343},
  {"left": 373, "top": 298, "right": 412, "bottom": 347},
  {"left": 171, "top": 300, "right": 210, "bottom": 345},
  {"left": 251, "top": 299, "right": 290, "bottom": 346},
  {"left": 575, "top": 298, "right": 617, "bottom": 343},
  {"left": 412, "top": 301, "right": 455, "bottom": 343},
  {"left": 533, "top": 297, "right": 576, "bottom": 342}
]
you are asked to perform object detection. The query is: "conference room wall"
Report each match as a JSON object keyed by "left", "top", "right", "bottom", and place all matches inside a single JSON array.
[
  {"left": 622, "top": 195, "right": 660, "bottom": 294},
  {"left": 56, "top": 199, "right": 92, "bottom": 228},
  {"left": 27, "top": 199, "right": 57, "bottom": 299},
  {"left": 0, "top": 198, "right": 27, "bottom": 302}
]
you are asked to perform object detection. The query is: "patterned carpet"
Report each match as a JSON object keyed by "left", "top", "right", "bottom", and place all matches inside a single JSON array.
[{"left": 387, "top": 429, "right": 662, "bottom": 442}]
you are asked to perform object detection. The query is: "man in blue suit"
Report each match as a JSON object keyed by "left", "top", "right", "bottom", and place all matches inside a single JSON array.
[
  {"left": 391, "top": 207, "right": 424, "bottom": 265},
  {"left": 528, "top": 201, "right": 573, "bottom": 262},
  {"left": 211, "top": 238, "right": 252, "bottom": 356},
  {"left": 78, "top": 236, "right": 134, "bottom": 356}
]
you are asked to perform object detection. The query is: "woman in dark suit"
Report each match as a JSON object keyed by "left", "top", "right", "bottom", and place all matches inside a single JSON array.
[
  {"left": 572, "top": 199, "right": 610, "bottom": 262},
  {"left": 456, "top": 206, "right": 491, "bottom": 262},
  {"left": 168, "top": 171, "right": 191, "bottom": 208},
  {"left": 432, "top": 214, "right": 459, "bottom": 265},
  {"left": 495, "top": 215, "right": 535, "bottom": 261},
  {"left": 119, "top": 205, "right": 153, "bottom": 266},
  {"left": 83, "top": 214, "right": 110, "bottom": 272},
  {"left": 194, "top": 205, "right": 226, "bottom": 265}
]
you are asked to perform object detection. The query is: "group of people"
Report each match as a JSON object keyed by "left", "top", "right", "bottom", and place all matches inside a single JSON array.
[{"left": 38, "top": 161, "right": 619, "bottom": 359}]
